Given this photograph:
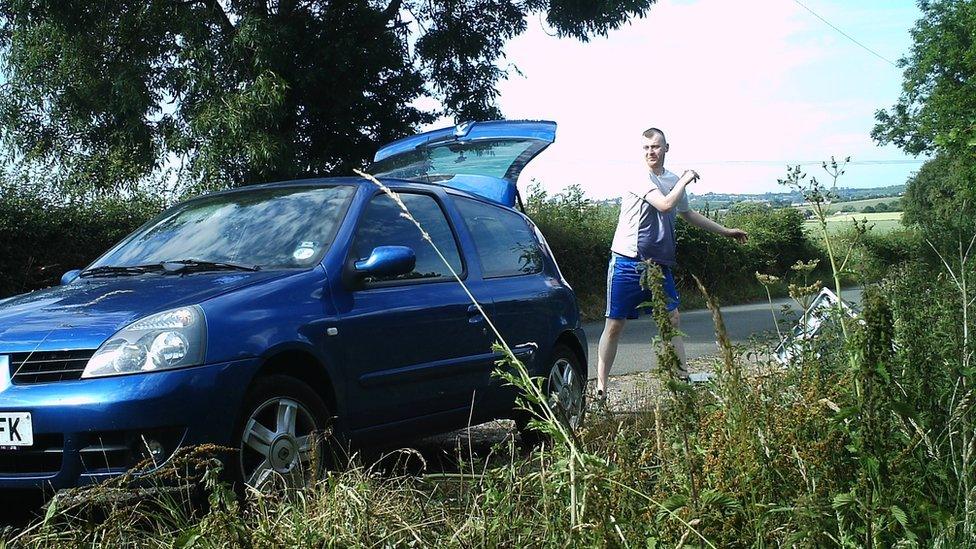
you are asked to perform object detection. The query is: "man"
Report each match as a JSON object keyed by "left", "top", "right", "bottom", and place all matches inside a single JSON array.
[{"left": 595, "top": 127, "right": 748, "bottom": 398}]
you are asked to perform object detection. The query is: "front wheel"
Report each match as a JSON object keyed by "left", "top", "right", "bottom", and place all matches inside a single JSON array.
[
  {"left": 517, "top": 344, "right": 586, "bottom": 446},
  {"left": 235, "top": 375, "right": 331, "bottom": 492}
]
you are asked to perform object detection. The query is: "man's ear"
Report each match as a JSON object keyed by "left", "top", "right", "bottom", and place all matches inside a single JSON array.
[{"left": 665, "top": 143, "right": 670, "bottom": 153}]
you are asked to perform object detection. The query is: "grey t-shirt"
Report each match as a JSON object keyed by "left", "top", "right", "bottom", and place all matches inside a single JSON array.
[{"left": 609, "top": 169, "right": 689, "bottom": 265}]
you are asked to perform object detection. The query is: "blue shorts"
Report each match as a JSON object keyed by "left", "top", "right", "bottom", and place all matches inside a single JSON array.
[{"left": 605, "top": 253, "right": 680, "bottom": 319}]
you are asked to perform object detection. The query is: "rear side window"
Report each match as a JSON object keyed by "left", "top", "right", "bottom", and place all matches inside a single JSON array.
[
  {"left": 454, "top": 196, "right": 543, "bottom": 278},
  {"left": 352, "top": 193, "right": 463, "bottom": 283}
]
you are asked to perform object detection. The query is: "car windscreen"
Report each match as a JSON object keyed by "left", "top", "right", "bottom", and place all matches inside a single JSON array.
[
  {"left": 91, "top": 186, "right": 356, "bottom": 271},
  {"left": 369, "top": 139, "right": 540, "bottom": 182}
]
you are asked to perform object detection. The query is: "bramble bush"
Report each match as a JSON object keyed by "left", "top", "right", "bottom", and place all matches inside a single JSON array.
[
  {"left": 523, "top": 182, "right": 617, "bottom": 318},
  {"left": 678, "top": 202, "right": 824, "bottom": 307}
]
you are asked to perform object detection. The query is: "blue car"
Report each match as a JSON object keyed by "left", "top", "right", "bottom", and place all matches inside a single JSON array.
[{"left": 0, "top": 120, "right": 586, "bottom": 491}]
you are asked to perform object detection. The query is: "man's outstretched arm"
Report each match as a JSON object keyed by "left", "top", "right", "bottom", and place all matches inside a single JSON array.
[{"left": 678, "top": 210, "right": 748, "bottom": 243}]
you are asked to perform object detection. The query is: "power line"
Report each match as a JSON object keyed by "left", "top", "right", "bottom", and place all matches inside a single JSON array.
[
  {"left": 791, "top": 0, "right": 899, "bottom": 68},
  {"left": 683, "top": 159, "right": 924, "bottom": 166}
]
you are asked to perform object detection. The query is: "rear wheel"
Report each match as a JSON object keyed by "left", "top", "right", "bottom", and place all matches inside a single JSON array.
[
  {"left": 235, "top": 375, "right": 331, "bottom": 492},
  {"left": 517, "top": 344, "right": 586, "bottom": 446}
]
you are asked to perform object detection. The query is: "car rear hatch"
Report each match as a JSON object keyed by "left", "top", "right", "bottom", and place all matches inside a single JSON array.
[{"left": 369, "top": 120, "right": 556, "bottom": 208}]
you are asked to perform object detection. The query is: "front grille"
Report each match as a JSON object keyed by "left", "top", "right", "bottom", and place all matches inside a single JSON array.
[
  {"left": 79, "top": 428, "right": 184, "bottom": 474},
  {"left": 79, "top": 431, "right": 133, "bottom": 473},
  {"left": 0, "top": 434, "right": 63, "bottom": 475},
  {"left": 8, "top": 350, "right": 95, "bottom": 384}
]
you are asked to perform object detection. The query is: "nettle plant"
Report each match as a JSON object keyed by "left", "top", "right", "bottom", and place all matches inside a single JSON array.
[{"left": 779, "top": 157, "right": 867, "bottom": 338}]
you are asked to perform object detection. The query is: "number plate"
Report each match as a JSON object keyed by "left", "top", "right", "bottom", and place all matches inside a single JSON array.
[{"left": 0, "top": 412, "right": 33, "bottom": 446}]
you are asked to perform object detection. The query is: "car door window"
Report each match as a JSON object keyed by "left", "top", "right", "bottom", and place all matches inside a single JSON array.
[
  {"left": 454, "top": 196, "right": 543, "bottom": 278},
  {"left": 352, "top": 192, "right": 463, "bottom": 283}
]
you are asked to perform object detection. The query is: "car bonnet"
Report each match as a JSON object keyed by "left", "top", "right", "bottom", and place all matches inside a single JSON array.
[{"left": 0, "top": 271, "right": 292, "bottom": 353}]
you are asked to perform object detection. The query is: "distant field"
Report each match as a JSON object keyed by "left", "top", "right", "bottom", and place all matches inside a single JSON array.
[
  {"left": 794, "top": 196, "right": 903, "bottom": 215},
  {"left": 804, "top": 211, "right": 905, "bottom": 235}
]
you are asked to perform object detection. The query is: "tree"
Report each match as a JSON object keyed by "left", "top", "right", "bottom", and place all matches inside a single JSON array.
[
  {"left": 0, "top": 1, "right": 657, "bottom": 195},
  {"left": 873, "top": 0, "right": 976, "bottom": 247},
  {"left": 902, "top": 155, "right": 976, "bottom": 246},
  {"left": 872, "top": 0, "right": 976, "bottom": 157}
]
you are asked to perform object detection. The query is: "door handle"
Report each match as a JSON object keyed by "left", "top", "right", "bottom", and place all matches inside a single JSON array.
[{"left": 467, "top": 304, "right": 485, "bottom": 324}]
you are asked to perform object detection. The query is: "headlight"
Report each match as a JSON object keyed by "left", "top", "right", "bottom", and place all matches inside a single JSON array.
[{"left": 82, "top": 306, "right": 207, "bottom": 378}]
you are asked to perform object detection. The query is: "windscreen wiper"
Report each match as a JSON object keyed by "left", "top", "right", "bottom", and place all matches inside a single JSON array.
[
  {"left": 160, "top": 259, "right": 261, "bottom": 274},
  {"left": 79, "top": 265, "right": 163, "bottom": 278}
]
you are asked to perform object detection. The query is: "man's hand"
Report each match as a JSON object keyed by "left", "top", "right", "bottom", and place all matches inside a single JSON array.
[
  {"left": 678, "top": 170, "right": 699, "bottom": 186},
  {"left": 724, "top": 227, "right": 748, "bottom": 244}
]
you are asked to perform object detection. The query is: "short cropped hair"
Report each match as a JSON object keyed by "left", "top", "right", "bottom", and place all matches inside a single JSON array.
[{"left": 642, "top": 127, "right": 667, "bottom": 143}]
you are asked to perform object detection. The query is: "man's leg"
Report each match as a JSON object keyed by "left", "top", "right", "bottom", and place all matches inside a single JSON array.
[
  {"left": 597, "top": 318, "right": 627, "bottom": 393},
  {"left": 669, "top": 308, "right": 688, "bottom": 379},
  {"left": 659, "top": 264, "right": 688, "bottom": 379}
]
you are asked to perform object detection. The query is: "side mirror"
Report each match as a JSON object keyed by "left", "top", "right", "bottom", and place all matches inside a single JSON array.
[
  {"left": 353, "top": 246, "right": 416, "bottom": 281},
  {"left": 61, "top": 269, "right": 82, "bottom": 285}
]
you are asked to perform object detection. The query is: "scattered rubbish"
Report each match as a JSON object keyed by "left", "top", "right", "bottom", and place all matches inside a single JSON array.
[
  {"left": 774, "top": 287, "right": 857, "bottom": 365},
  {"left": 687, "top": 372, "right": 714, "bottom": 383}
]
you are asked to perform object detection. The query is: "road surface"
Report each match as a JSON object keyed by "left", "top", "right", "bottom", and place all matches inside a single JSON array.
[{"left": 583, "top": 287, "right": 863, "bottom": 378}]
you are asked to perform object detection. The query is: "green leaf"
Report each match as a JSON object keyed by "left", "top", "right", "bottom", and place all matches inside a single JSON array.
[
  {"left": 832, "top": 492, "right": 856, "bottom": 511},
  {"left": 889, "top": 399, "right": 918, "bottom": 420},
  {"left": 174, "top": 529, "right": 202, "bottom": 548},
  {"left": 42, "top": 497, "right": 58, "bottom": 526},
  {"left": 656, "top": 494, "right": 689, "bottom": 522},
  {"left": 700, "top": 489, "right": 743, "bottom": 512},
  {"left": 889, "top": 505, "right": 908, "bottom": 527}
]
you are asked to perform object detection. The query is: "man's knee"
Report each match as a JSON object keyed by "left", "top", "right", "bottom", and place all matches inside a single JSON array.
[
  {"left": 602, "top": 318, "right": 626, "bottom": 339},
  {"left": 669, "top": 309, "right": 680, "bottom": 328}
]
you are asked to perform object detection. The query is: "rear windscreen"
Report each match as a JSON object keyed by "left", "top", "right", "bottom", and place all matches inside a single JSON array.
[{"left": 369, "top": 139, "right": 542, "bottom": 182}]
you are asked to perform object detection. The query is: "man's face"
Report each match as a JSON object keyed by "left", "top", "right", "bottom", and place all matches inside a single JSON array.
[{"left": 642, "top": 133, "right": 669, "bottom": 171}]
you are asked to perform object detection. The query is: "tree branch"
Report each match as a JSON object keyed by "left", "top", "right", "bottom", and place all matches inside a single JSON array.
[
  {"left": 383, "top": 0, "right": 404, "bottom": 22},
  {"left": 204, "top": 0, "right": 236, "bottom": 34}
]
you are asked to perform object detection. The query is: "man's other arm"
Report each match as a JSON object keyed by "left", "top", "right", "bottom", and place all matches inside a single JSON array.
[{"left": 679, "top": 210, "right": 749, "bottom": 243}]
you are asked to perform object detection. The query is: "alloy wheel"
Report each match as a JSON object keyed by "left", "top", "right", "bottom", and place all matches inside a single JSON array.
[
  {"left": 547, "top": 357, "right": 584, "bottom": 430},
  {"left": 239, "top": 396, "right": 321, "bottom": 491}
]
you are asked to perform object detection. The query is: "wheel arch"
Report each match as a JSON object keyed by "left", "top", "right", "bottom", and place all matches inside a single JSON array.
[
  {"left": 252, "top": 344, "right": 339, "bottom": 420},
  {"left": 554, "top": 330, "right": 587, "bottom": 375}
]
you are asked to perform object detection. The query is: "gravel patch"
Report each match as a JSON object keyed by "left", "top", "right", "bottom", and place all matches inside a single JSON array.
[{"left": 416, "top": 355, "right": 718, "bottom": 463}]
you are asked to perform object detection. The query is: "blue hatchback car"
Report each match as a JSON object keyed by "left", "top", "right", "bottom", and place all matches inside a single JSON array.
[{"left": 0, "top": 120, "right": 587, "bottom": 491}]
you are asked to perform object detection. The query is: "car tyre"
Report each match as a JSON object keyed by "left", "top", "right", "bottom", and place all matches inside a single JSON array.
[
  {"left": 516, "top": 344, "right": 586, "bottom": 448},
  {"left": 234, "top": 374, "right": 332, "bottom": 493}
]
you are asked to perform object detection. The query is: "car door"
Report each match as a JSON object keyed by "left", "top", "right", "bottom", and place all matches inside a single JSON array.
[
  {"left": 451, "top": 195, "right": 556, "bottom": 413},
  {"left": 337, "top": 190, "right": 495, "bottom": 432}
]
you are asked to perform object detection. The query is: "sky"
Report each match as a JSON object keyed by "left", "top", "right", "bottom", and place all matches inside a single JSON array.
[{"left": 425, "top": 0, "right": 926, "bottom": 199}]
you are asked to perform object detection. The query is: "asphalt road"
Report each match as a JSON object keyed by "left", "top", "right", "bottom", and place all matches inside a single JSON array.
[{"left": 583, "top": 287, "right": 863, "bottom": 378}]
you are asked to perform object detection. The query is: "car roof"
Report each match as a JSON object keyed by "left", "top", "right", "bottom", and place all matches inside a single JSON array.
[{"left": 202, "top": 176, "right": 515, "bottom": 212}]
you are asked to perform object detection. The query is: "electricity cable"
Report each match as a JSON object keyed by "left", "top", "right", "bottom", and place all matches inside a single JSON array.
[
  {"left": 682, "top": 159, "right": 924, "bottom": 166},
  {"left": 791, "top": 0, "right": 899, "bottom": 68}
]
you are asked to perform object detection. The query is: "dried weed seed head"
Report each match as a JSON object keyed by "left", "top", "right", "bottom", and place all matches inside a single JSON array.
[
  {"left": 791, "top": 259, "right": 820, "bottom": 275},
  {"left": 755, "top": 272, "right": 781, "bottom": 287}
]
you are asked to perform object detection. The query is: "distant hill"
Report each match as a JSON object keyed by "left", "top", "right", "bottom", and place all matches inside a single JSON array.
[{"left": 687, "top": 184, "right": 905, "bottom": 210}]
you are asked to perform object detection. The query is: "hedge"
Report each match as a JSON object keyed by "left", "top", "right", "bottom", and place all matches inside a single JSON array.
[{"left": 0, "top": 187, "right": 165, "bottom": 298}]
